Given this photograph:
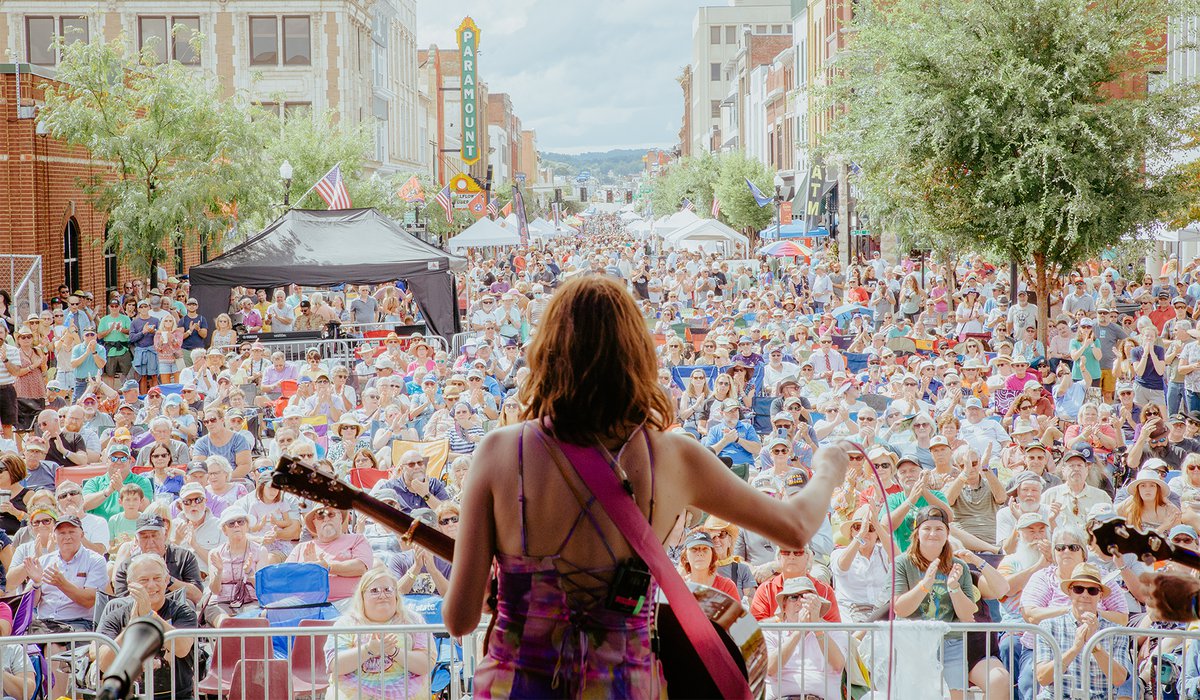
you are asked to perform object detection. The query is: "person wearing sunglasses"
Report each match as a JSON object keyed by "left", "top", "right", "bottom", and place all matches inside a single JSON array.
[
  {"left": 80, "top": 442, "right": 153, "bottom": 522},
  {"left": 288, "top": 506, "right": 374, "bottom": 604},
  {"left": 1012, "top": 526, "right": 1129, "bottom": 699},
  {"left": 1032, "top": 563, "right": 1129, "bottom": 699}
]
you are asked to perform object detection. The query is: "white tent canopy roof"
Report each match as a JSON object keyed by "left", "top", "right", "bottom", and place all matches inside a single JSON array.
[
  {"left": 663, "top": 218, "right": 749, "bottom": 247},
  {"left": 447, "top": 217, "right": 519, "bottom": 253}
]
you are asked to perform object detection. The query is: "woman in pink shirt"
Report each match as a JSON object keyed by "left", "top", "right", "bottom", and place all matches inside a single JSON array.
[{"left": 154, "top": 315, "right": 185, "bottom": 384}]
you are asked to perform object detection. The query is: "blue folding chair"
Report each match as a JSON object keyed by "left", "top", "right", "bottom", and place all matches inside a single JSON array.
[{"left": 255, "top": 563, "right": 339, "bottom": 658}]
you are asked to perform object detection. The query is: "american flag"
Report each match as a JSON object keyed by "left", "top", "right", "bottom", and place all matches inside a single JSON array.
[
  {"left": 487, "top": 197, "right": 499, "bottom": 218},
  {"left": 435, "top": 185, "right": 453, "bottom": 223},
  {"left": 314, "top": 164, "right": 352, "bottom": 210},
  {"left": 711, "top": 197, "right": 721, "bottom": 218},
  {"left": 681, "top": 198, "right": 694, "bottom": 212}
]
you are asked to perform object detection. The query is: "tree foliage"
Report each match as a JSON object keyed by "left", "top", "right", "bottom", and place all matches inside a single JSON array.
[
  {"left": 821, "top": 0, "right": 1200, "bottom": 332},
  {"left": 649, "top": 153, "right": 719, "bottom": 219},
  {"left": 713, "top": 151, "right": 775, "bottom": 232},
  {"left": 39, "top": 33, "right": 263, "bottom": 275}
]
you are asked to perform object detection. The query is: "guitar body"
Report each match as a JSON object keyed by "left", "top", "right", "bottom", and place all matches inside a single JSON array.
[{"left": 657, "top": 585, "right": 767, "bottom": 699}]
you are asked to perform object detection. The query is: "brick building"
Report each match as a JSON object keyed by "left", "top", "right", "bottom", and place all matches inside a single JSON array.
[{"left": 0, "top": 66, "right": 204, "bottom": 308}]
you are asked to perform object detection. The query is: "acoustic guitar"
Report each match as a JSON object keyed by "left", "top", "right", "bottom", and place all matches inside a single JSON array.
[{"left": 272, "top": 456, "right": 767, "bottom": 698}]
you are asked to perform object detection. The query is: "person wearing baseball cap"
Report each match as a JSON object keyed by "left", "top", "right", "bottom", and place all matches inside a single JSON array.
[
  {"left": 20, "top": 434, "right": 58, "bottom": 490},
  {"left": 21, "top": 509, "right": 107, "bottom": 635},
  {"left": 80, "top": 441, "right": 153, "bottom": 521},
  {"left": 702, "top": 398, "right": 761, "bottom": 481},
  {"left": 679, "top": 532, "right": 740, "bottom": 599},
  {"left": 887, "top": 454, "right": 953, "bottom": 552},
  {"left": 893, "top": 504, "right": 985, "bottom": 697},
  {"left": 1041, "top": 449, "right": 1114, "bottom": 531}
]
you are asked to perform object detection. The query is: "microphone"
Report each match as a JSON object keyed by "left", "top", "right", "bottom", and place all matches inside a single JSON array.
[{"left": 97, "top": 615, "right": 166, "bottom": 700}]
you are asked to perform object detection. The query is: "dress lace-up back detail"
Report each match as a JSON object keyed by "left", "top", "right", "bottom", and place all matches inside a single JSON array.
[{"left": 471, "top": 423, "right": 664, "bottom": 699}]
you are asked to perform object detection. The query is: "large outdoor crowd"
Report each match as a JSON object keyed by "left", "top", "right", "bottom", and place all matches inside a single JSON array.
[{"left": 0, "top": 211, "right": 1199, "bottom": 700}]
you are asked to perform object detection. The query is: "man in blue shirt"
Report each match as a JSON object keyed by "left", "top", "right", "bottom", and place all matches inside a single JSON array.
[
  {"left": 703, "top": 398, "right": 762, "bottom": 481},
  {"left": 69, "top": 330, "right": 107, "bottom": 400},
  {"left": 376, "top": 450, "right": 451, "bottom": 513}
]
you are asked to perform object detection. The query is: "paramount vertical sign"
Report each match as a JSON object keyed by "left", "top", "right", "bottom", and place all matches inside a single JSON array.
[{"left": 457, "top": 17, "right": 481, "bottom": 165}]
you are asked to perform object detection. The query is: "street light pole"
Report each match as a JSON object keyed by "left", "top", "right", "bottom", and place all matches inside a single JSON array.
[{"left": 279, "top": 160, "right": 293, "bottom": 207}]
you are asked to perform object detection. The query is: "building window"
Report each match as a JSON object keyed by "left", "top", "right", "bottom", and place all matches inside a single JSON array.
[
  {"left": 174, "top": 238, "right": 185, "bottom": 276},
  {"left": 172, "top": 17, "right": 201, "bottom": 64},
  {"left": 25, "top": 15, "right": 87, "bottom": 66},
  {"left": 283, "top": 102, "right": 312, "bottom": 121},
  {"left": 283, "top": 16, "right": 312, "bottom": 65},
  {"left": 710, "top": 26, "right": 721, "bottom": 44},
  {"left": 710, "top": 62, "right": 721, "bottom": 81},
  {"left": 726, "top": 25, "right": 736, "bottom": 43},
  {"left": 711, "top": 100, "right": 721, "bottom": 118},
  {"left": 63, "top": 218, "right": 81, "bottom": 294},
  {"left": 249, "top": 16, "right": 278, "bottom": 64},
  {"left": 103, "top": 225, "right": 118, "bottom": 295},
  {"left": 138, "top": 16, "right": 169, "bottom": 63},
  {"left": 772, "top": 25, "right": 783, "bottom": 34}
]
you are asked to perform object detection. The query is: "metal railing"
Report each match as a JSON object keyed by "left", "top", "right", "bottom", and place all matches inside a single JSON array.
[
  {"left": 0, "top": 630, "right": 120, "bottom": 700},
  {"left": 1081, "top": 624, "right": 1196, "bottom": 700},
  {"left": 5, "top": 620, "right": 1090, "bottom": 700},
  {"left": 131, "top": 623, "right": 485, "bottom": 700},
  {"left": 759, "top": 620, "right": 1064, "bottom": 700},
  {"left": 0, "top": 253, "right": 42, "bottom": 325}
]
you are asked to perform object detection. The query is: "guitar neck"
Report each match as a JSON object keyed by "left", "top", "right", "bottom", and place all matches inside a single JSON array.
[
  {"left": 1157, "top": 541, "right": 1200, "bottom": 572},
  {"left": 349, "top": 492, "right": 457, "bottom": 562},
  {"left": 271, "top": 456, "right": 456, "bottom": 562}
]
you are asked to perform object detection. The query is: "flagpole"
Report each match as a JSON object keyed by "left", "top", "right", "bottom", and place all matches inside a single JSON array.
[{"left": 292, "top": 161, "right": 343, "bottom": 209}]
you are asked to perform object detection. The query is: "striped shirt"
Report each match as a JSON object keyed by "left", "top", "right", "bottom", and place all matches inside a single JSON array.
[{"left": 0, "top": 343, "right": 19, "bottom": 386}]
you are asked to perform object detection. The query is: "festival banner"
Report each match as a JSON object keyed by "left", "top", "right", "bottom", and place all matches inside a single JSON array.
[{"left": 396, "top": 175, "right": 425, "bottom": 204}]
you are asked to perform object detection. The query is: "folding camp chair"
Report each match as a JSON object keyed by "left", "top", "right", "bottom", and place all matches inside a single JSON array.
[{"left": 255, "top": 563, "right": 339, "bottom": 658}]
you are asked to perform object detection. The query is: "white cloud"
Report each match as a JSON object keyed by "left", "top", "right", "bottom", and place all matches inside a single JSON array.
[{"left": 416, "top": 0, "right": 704, "bottom": 151}]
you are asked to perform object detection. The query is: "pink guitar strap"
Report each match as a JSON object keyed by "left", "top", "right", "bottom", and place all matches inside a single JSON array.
[{"left": 553, "top": 438, "right": 752, "bottom": 700}]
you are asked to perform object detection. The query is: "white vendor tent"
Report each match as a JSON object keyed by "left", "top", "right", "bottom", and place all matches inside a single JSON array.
[
  {"left": 663, "top": 218, "right": 749, "bottom": 256},
  {"left": 447, "top": 217, "right": 519, "bottom": 253}
]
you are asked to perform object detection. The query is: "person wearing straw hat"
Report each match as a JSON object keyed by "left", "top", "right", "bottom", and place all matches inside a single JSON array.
[
  {"left": 287, "top": 506, "right": 374, "bottom": 604},
  {"left": 832, "top": 504, "right": 892, "bottom": 621},
  {"left": 1033, "top": 563, "right": 1130, "bottom": 698},
  {"left": 699, "top": 516, "right": 757, "bottom": 597},
  {"left": 328, "top": 415, "right": 370, "bottom": 468},
  {"left": 764, "top": 575, "right": 846, "bottom": 700},
  {"left": 1115, "top": 467, "right": 1180, "bottom": 534}
]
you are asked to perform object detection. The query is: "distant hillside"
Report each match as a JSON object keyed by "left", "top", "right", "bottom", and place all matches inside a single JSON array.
[{"left": 540, "top": 148, "right": 649, "bottom": 184}]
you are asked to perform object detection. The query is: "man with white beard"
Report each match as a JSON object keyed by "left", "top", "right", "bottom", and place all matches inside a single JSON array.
[
  {"left": 996, "top": 472, "right": 1056, "bottom": 554},
  {"left": 997, "top": 511, "right": 1055, "bottom": 693}
]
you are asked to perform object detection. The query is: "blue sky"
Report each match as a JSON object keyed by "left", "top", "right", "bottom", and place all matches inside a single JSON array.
[{"left": 416, "top": 0, "right": 702, "bottom": 153}]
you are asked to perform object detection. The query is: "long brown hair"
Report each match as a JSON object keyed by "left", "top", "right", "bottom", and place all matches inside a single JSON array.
[
  {"left": 907, "top": 519, "right": 954, "bottom": 575},
  {"left": 520, "top": 275, "right": 674, "bottom": 445}
]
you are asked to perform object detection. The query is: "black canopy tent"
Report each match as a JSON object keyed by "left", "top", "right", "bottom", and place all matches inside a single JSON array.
[{"left": 189, "top": 208, "right": 466, "bottom": 339}]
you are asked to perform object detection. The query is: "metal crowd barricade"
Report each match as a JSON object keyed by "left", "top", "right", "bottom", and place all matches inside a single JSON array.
[
  {"left": 144, "top": 622, "right": 487, "bottom": 700},
  {"left": 758, "top": 620, "right": 1065, "bottom": 700},
  {"left": 220, "top": 337, "right": 361, "bottom": 365},
  {"left": 0, "top": 631, "right": 121, "bottom": 700},
  {"left": 1081, "top": 624, "right": 1196, "bottom": 700}
]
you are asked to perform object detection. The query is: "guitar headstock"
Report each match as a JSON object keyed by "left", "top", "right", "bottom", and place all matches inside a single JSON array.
[
  {"left": 1088, "top": 514, "right": 1173, "bottom": 566},
  {"left": 272, "top": 456, "right": 360, "bottom": 511}
]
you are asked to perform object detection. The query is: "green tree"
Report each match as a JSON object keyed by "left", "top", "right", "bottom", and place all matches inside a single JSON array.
[
  {"left": 821, "top": 0, "right": 1198, "bottom": 339},
  {"left": 39, "top": 33, "right": 265, "bottom": 277},
  {"left": 649, "top": 153, "right": 719, "bottom": 219},
  {"left": 713, "top": 151, "right": 775, "bottom": 233}
]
